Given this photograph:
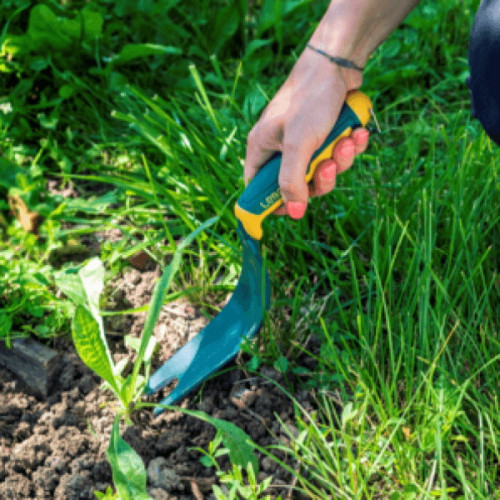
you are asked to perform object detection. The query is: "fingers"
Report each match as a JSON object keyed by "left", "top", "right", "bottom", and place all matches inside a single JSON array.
[
  {"left": 310, "top": 127, "right": 370, "bottom": 197},
  {"left": 334, "top": 127, "right": 369, "bottom": 174},
  {"left": 352, "top": 127, "right": 370, "bottom": 154},
  {"left": 309, "top": 159, "right": 338, "bottom": 198}
]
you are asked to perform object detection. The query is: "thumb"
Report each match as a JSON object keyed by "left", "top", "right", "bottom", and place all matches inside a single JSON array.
[
  {"left": 244, "top": 123, "right": 282, "bottom": 186},
  {"left": 279, "top": 134, "right": 317, "bottom": 219}
]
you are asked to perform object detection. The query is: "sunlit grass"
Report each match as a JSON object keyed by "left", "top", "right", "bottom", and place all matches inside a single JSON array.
[{"left": 1, "top": 0, "right": 497, "bottom": 497}]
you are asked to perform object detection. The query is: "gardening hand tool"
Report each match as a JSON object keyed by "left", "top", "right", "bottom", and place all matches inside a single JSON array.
[{"left": 145, "top": 91, "right": 372, "bottom": 414}]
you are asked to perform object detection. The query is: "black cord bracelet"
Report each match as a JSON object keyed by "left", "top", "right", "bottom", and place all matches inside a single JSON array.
[{"left": 306, "top": 44, "right": 364, "bottom": 72}]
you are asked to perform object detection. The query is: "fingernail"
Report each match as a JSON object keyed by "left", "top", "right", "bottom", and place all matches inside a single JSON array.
[
  {"left": 286, "top": 201, "right": 306, "bottom": 219},
  {"left": 320, "top": 164, "right": 336, "bottom": 181}
]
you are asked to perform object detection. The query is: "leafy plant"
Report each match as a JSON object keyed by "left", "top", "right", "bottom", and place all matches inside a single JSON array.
[
  {"left": 195, "top": 431, "right": 276, "bottom": 499},
  {"left": 57, "top": 217, "right": 214, "bottom": 409},
  {"left": 94, "top": 485, "right": 118, "bottom": 500},
  {"left": 56, "top": 216, "right": 261, "bottom": 497},
  {"left": 0, "top": 227, "right": 73, "bottom": 344},
  {"left": 55, "top": 219, "right": 214, "bottom": 497},
  {"left": 183, "top": 408, "right": 259, "bottom": 473},
  {"left": 213, "top": 464, "right": 276, "bottom": 500}
]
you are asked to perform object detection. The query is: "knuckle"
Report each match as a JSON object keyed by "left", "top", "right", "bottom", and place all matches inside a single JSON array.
[
  {"left": 282, "top": 139, "right": 298, "bottom": 154},
  {"left": 278, "top": 175, "right": 294, "bottom": 196},
  {"left": 279, "top": 174, "right": 300, "bottom": 199}
]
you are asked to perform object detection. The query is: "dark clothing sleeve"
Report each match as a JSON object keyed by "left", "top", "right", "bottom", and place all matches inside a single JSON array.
[{"left": 468, "top": 0, "right": 500, "bottom": 145}]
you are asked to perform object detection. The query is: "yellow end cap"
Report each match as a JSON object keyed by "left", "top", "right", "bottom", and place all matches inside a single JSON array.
[
  {"left": 346, "top": 91, "right": 372, "bottom": 127},
  {"left": 234, "top": 203, "right": 263, "bottom": 240}
]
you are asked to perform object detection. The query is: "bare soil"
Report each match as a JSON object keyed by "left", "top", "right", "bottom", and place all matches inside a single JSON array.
[{"left": 0, "top": 264, "right": 311, "bottom": 499}]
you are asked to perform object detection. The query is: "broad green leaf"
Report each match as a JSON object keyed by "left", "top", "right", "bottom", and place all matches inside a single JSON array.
[
  {"left": 112, "top": 43, "right": 182, "bottom": 65},
  {"left": 119, "top": 374, "right": 136, "bottom": 405},
  {"left": 54, "top": 268, "right": 87, "bottom": 309},
  {"left": 55, "top": 258, "right": 105, "bottom": 320},
  {"left": 200, "top": 455, "right": 215, "bottom": 468},
  {"left": 258, "top": 0, "right": 282, "bottom": 34},
  {"left": 94, "top": 485, "right": 118, "bottom": 499},
  {"left": 258, "top": 0, "right": 307, "bottom": 34},
  {"left": 61, "top": 191, "right": 118, "bottom": 215},
  {"left": 60, "top": 9, "right": 103, "bottom": 41},
  {"left": 29, "top": 57, "right": 49, "bottom": 71},
  {"left": 28, "top": 5, "right": 69, "bottom": 51},
  {"left": 59, "top": 84, "right": 77, "bottom": 99},
  {"left": 63, "top": 259, "right": 120, "bottom": 397},
  {"left": 78, "top": 257, "right": 104, "bottom": 316},
  {"left": 273, "top": 355, "right": 289, "bottom": 374},
  {"left": 27, "top": 5, "right": 103, "bottom": 52},
  {"left": 211, "top": 4, "right": 240, "bottom": 52},
  {"left": 106, "top": 417, "right": 152, "bottom": 500},
  {"left": 72, "top": 306, "right": 119, "bottom": 395},
  {"left": 213, "top": 418, "right": 259, "bottom": 474},
  {"left": 0, "top": 158, "right": 22, "bottom": 190},
  {"left": 124, "top": 334, "right": 141, "bottom": 353},
  {"left": 175, "top": 408, "right": 258, "bottom": 473},
  {"left": 244, "top": 38, "right": 272, "bottom": 59}
]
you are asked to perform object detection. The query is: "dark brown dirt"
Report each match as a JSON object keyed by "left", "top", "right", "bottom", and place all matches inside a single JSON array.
[{"left": 0, "top": 264, "right": 310, "bottom": 499}]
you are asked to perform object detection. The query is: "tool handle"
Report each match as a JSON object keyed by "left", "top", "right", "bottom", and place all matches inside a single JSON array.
[{"left": 235, "top": 90, "right": 372, "bottom": 240}]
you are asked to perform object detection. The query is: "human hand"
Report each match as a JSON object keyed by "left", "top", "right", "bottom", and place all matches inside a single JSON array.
[{"left": 244, "top": 49, "right": 370, "bottom": 219}]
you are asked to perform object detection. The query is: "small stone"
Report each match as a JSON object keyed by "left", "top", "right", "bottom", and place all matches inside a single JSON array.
[
  {"left": 148, "top": 487, "right": 174, "bottom": 499},
  {"left": 13, "top": 421, "right": 31, "bottom": 441},
  {"left": 45, "top": 455, "right": 68, "bottom": 473},
  {"left": 229, "top": 386, "right": 257, "bottom": 409},
  {"left": 147, "top": 457, "right": 183, "bottom": 492},
  {"left": 78, "top": 374, "right": 94, "bottom": 395},
  {"left": 282, "top": 422, "right": 299, "bottom": 439},
  {"left": 261, "top": 456, "right": 277, "bottom": 473},
  {"left": 260, "top": 365, "right": 283, "bottom": 382}
]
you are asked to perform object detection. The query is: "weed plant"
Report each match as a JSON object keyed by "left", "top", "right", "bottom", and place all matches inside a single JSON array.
[{"left": 1, "top": 0, "right": 498, "bottom": 498}]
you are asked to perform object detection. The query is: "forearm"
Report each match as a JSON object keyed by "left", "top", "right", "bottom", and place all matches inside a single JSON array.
[{"left": 310, "top": 0, "right": 422, "bottom": 68}]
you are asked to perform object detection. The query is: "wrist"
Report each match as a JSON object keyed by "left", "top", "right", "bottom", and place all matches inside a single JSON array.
[
  {"left": 309, "top": 1, "right": 370, "bottom": 69},
  {"left": 306, "top": 44, "right": 364, "bottom": 72},
  {"left": 309, "top": 0, "right": 421, "bottom": 71},
  {"left": 294, "top": 42, "right": 363, "bottom": 91}
]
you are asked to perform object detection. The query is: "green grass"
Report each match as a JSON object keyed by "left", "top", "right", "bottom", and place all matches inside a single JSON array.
[{"left": 1, "top": 0, "right": 498, "bottom": 498}]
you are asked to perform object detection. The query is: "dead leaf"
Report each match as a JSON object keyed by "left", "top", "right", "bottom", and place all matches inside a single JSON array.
[
  {"left": 402, "top": 426, "right": 412, "bottom": 440},
  {"left": 190, "top": 479, "right": 204, "bottom": 500},
  {"left": 128, "top": 250, "right": 154, "bottom": 270},
  {"left": 8, "top": 194, "right": 41, "bottom": 234}
]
